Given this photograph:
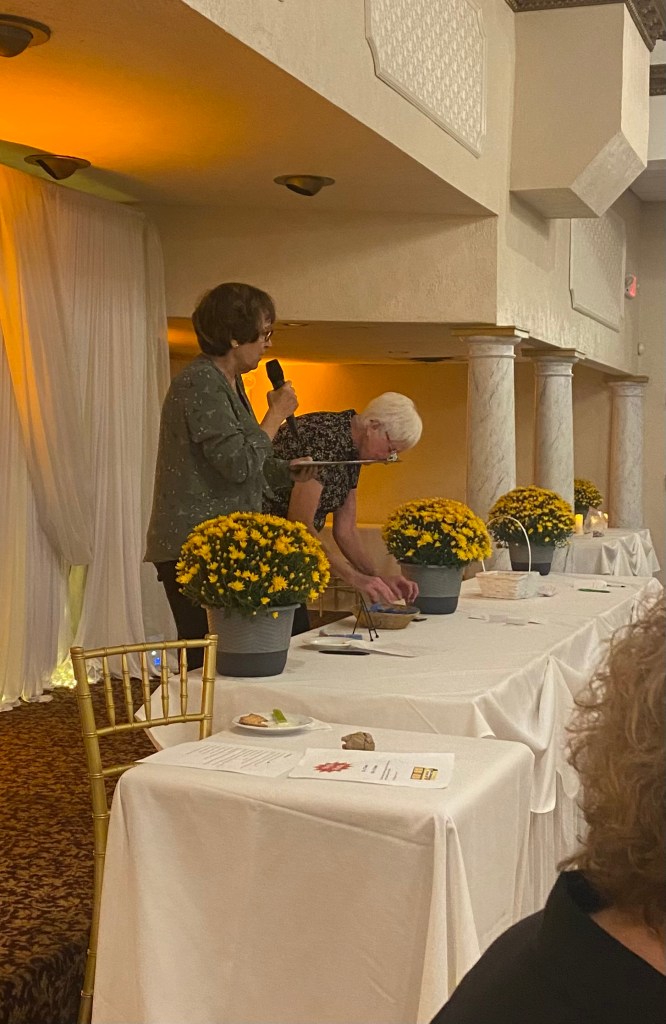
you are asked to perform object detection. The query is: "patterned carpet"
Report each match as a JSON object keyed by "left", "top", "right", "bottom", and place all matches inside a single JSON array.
[
  {"left": 0, "top": 687, "right": 154, "bottom": 1024},
  {"left": 0, "top": 612, "right": 345, "bottom": 1024}
]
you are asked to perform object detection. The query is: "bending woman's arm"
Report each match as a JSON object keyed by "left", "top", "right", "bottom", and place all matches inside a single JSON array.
[{"left": 288, "top": 481, "right": 398, "bottom": 605}]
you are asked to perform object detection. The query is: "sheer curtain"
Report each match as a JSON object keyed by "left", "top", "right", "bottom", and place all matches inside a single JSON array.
[{"left": 0, "top": 166, "right": 172, "bottom": 708}]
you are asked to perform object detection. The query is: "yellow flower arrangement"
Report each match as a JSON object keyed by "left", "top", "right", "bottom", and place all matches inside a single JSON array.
[
  {"left": 382, "top": 498, "right": 492, "bottom": 567},
  {"left": 488, "top": 486, "right": 575, "bottom": 547},
  {"left": 573, "top": 478, "right": 603, "bottom": 514},
  {"left": 176, "top": 512, "right": 330, "bottom": 616}
]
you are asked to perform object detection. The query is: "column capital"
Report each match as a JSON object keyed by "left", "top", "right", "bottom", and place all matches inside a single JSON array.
[
  {"left": 464, "top": 334, "right": 524, "bottom": 360},
  {"left": 607, "top": 376, "right": 650, "bottom": 398},
  {"left": 523, "top": 348, "right": 585, "bottom": 369}
]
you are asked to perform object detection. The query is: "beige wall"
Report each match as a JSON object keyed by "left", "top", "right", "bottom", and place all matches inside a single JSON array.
[
  {"left": 571, "top": 364, "right": 612, "bottom": 499},
  {"left": 497, "top": 191, "right": 642, "bottom": 372},
  {"left": 511, "top": 6, "right": 648, "bottom": 218},
  {"left": 144, "top": 204, "right": 497, "bottom": 325},
  {"left": 183, "top": 0, "right": 515, "bottom": 215},
  {"left": 637, "top": 203, "right": 666, "bottom": 575},
  {"left": 147, "top": 185, "right": 644, "bottom": 373},
  {"left": 151, "top": 2, "right": 655, "bottom": 378}
]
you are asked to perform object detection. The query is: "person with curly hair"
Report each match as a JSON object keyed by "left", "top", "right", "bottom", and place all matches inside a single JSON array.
[{"left": 430, "top": 595, "right": 666, "bottom": 1023}]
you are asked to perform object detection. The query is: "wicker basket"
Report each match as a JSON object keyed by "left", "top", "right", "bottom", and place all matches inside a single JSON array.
[
  {"left": 477, "top": 571, "right": 540, "bottom": 600},
  {"left": 357, "top": 604, "right": 419, "bottom": 629}
]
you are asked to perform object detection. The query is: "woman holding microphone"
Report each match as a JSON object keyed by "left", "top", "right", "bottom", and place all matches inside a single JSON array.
[{"left": 145, "top": 282, "right": 315, "bottom": 662}]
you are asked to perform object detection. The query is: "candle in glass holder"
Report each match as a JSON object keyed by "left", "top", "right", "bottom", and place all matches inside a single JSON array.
[
  {"left": 574, "top": 513, "right": 584, "bottom": 535},
  {"left": 603, "top": 512, "right": 609, "bottom": 525}
]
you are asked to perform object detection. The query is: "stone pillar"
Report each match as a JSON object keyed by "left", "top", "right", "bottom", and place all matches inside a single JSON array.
[
  {"left": 608, "top": 377, "right": 649, "bottom": 528},
  {"left": 465, "top": 335, "right": 523, "bottom": 520},
  {"left": 530, "top": 351, "right": 583, "bottom": 509}
]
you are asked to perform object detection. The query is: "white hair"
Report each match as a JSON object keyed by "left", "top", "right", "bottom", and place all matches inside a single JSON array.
[{"left": 359, "top": 392, "right": 423, "bottom": 450}]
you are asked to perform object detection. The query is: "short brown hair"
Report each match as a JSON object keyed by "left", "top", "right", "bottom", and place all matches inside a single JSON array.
[
  {"left": 192, "top": 282, "right": 275, "bottom": 356},
  {"left": 561, "top": 595, "right": 665, "bottom": 932}
]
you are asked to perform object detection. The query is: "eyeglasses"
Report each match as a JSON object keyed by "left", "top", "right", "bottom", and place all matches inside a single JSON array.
[
  {"left": 258, "top": 326, "right": 273, "bottom": 343},
  {"left": 385, "top": 431, "right": 398, "bottom": 461}
]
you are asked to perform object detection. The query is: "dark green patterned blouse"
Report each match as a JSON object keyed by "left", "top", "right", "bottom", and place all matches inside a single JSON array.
[{"left": 145, "top": 355, "right": 291, "bottom": 562}]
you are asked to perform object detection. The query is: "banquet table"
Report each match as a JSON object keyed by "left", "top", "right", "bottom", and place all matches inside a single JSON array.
[
  {"left": 93, "top": 726, "right": 534, "bottom": 1024},
  {"left": 146, "top": 573, "right": 660, "bottom": 907},
  {"left": 322, "top": 525, "right": 660, "bottom": 585}
]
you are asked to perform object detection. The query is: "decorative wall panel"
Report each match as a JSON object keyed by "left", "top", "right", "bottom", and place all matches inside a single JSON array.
[
  {"left": 365, "top": 0, "right": 486, "bottom": 156},
  {"left": 569, "top": 212, "right": 626, "bottom": 331}
]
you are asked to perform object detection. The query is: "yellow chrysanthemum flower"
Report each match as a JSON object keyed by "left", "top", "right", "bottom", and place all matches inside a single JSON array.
[
  {"left": 176, "top": 510, "right": 330, "bottom": 616},
  {"left": 383, "top": 498, "right": 492, "bottom": 567}
]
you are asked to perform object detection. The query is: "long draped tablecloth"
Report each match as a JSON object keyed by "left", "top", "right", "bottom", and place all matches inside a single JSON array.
[
  {"left": 145, "top": 574, "right": 659, "bottom": 910},
  {"left": 93, "top": 727, "right": 534, "bottom": 1024},
  {"left": 554, "top": 527, "right": 660, "bottom": 576},
  {"left": 323, "top": 525, "right": 660, "bottom": 582},
  {"left": 149, "top": 574, "right": 660, "bottom": 815}
]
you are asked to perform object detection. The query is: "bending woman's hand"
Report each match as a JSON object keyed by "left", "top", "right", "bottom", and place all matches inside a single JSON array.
[
  {"left": 382, "top": 573, "right": 419, "bottom": 603},
  {"left": 353, "top": 573, "right": 400, "bottom": 606},
  {"left": 288, "top": 457, "right": 319, "bottom": 483}
]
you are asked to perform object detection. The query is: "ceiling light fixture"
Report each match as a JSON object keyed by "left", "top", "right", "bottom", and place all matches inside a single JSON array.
[
  {"left": 0, "top": 14, "right": 50, "bottom": 57},
  {"left": 24, "top": 153, "right": 91, "bottom": 180},
  {"left": 274, "top": 174, "right": 335, "bottom": 197}
]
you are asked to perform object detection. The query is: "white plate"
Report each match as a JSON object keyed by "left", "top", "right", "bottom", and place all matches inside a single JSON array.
[
  {"left": 308, "top": 637, "right": 354, "bottom": 652},
  {"left": 232, "top": 712, "right": 315, "bottom": 734}
]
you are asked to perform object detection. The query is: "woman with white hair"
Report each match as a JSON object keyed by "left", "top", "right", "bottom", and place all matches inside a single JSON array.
[{"left": 265, "top": 392, "right": 423, "bottom": 631}]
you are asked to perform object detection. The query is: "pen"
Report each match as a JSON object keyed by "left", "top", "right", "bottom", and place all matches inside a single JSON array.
[
  {"left": 577, "top": 588, "right": 611, "bottom": 593},
  {"left": 320, "top": 650, "right": 371, "bottom": 656},
  {"left": 319, "top": 632, "right": 363, "bottom": 640}
]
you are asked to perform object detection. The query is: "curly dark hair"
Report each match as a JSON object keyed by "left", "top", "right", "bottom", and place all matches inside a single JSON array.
[
  {"left": 561, "top": 595, "right": 665, "bottom": 934},
  {"left": 192, "top": 282, "right": 275, "bottom": 356}
]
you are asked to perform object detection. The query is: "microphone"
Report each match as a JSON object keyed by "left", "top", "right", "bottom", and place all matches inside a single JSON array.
[{"left": 265, "top": 358, "right": 298, "bottom": 438}]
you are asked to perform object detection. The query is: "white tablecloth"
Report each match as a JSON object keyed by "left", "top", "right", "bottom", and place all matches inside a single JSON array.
[
  {"left": 323, "top": 525, "right": 660, "bottom": 583},
  {"left": 146, "top": 575, "right": 658, "bottom": 911},
  {"left": 149, "top": 575, "right": 660, "bottom": 818},
  {"left": 555, "top": 528, "right": 660, "bottom": 576},
  {"left": 93, "top": 727, "right": 534, "bottom": 1024}
]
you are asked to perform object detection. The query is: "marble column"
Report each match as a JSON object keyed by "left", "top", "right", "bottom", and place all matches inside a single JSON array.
[
  {"left": 465, "top": 336, "right": 522, "bottom": 520},
  {"left": 608, "top": 377, "right": 649, "bottom": 528},
  {"left": 530, "top": 351, "right": 582, "bottom": 508}
]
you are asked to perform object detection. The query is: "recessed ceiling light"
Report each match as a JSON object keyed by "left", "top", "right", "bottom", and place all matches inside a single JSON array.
[
  {"left": 274, "top": 175, "right": 335, "bottom": 197},
  {"left": 0, "top": 14, "right": 50, "bottom": 58},
  {"left": 24, "top": 153, "right": 91, "bottom": 180},
  {"left": 408, "top": 356, "right": 452, "bottom": 363}
]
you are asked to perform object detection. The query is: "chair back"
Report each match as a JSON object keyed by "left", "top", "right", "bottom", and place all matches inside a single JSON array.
[{"left": 71, "top": 634, "right": 217, "bottom": 1024}]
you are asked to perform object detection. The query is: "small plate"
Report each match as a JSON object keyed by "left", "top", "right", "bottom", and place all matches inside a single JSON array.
[
  {"left": 309, "top": 637, "right": 354, "bottom": 652},
  {"left": 232, "top": 712, "right": 314, "bottom": 734}
]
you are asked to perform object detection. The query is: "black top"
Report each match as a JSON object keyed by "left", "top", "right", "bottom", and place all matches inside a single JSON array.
[
  {"left": 430, "top": 871, "right": 665, "bottom": 1024},
  {"left": 264, "top": 410, "right": 361, "bottom": 531}
]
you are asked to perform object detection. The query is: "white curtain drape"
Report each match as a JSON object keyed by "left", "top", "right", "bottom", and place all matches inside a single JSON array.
[{"left": 0, "top": 166, "right": 173, "bottom": 708}]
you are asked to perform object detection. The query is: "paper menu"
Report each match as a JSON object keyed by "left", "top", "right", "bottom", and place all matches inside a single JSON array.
[
  {"left": 289, "top": 749, "right": 455, "bottom": 788},
  {"left": 139, "top": 740, "right": 300, "bottom": 777}
]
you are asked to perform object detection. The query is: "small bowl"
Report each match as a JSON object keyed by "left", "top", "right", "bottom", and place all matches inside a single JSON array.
[{"left": 357, "top": 603, "right": 419, "bottom": 630}]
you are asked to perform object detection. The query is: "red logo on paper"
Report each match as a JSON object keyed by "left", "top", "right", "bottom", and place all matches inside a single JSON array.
[{"left": 314, "top": 761, "right": 352, "bottom": 773}]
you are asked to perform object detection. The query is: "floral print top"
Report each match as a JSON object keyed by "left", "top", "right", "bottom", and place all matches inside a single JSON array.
[{"left": 264, "top": 410, "right": 361, "bottom": 531}]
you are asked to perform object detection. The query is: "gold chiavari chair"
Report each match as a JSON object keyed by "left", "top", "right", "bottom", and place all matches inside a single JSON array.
[{"left": 71, "top": 634, "right": 218, "bottom": 1024}]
